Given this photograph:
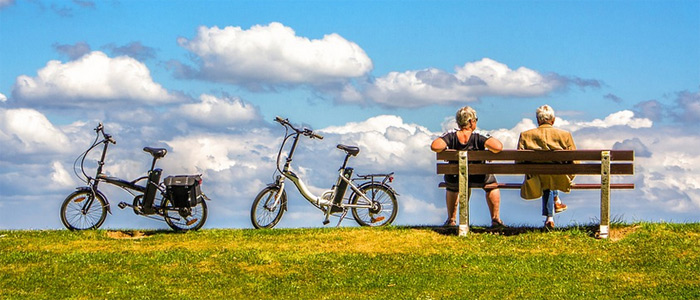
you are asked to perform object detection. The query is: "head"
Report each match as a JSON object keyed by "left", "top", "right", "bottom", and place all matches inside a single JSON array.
[
  {"left": 536, "top": 105, "right": 556, "bottom": 125},
  {"left": 456, "top": 106, "right": 478, "bottom": 130}
]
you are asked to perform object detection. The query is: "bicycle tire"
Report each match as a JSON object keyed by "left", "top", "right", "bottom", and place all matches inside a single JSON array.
[
  {"left": 162, "top": 197, "right": 208, "bottom": 231},
  {"left": 251, "top": 186, "right": 287, "bottom": 229},
  {"left": 350, "top": 184, "right": 398, "bottom": 227},
  {"left": 60, "top": 190, "right": 108, "bottom": 230}
]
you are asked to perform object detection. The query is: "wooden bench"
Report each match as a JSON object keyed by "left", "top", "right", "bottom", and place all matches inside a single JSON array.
[{"left": 436, "top": 150, "right": 635, "bottom": 238}]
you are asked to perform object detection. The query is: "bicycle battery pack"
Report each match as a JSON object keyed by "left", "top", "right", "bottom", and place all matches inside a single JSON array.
[
  {"left": 332, "top": 167, "right": 354, "bottom": 205},
  {"left": 164, "top": 175, "right": 202, "bottom": 208},
  {"left": 141, "top": 168, "right": 162, "bottom": 214}
]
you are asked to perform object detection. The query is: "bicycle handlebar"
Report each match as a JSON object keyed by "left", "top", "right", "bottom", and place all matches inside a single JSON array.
[
  {"left": 94, "top": 123, "right": 116, "bottom": 144},
  {"left": 274, "top": 116, "right": 323, "bottom": 140}
]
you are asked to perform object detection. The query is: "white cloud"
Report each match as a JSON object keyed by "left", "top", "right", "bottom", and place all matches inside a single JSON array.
[
  {"left": 0, "top": 108, "right": 71, "bottom": 157},
  {"left": 560, "top": 110, "right": 653, "bottom": 132},
  {"left": 320, "top": 115, "right": 426, "bottom": 135},
  {"left": 0, "top": 92, "right": 7, "bottom": 102},
  {"left": 50, "top": 161, "right": 75, "bottom": 188},
  {"left": 362, "top": 58, "right": 564, "bottom": 108},
  {"left": 172, "top": 94, "right": 261, "bottom": 127},
  {"left": 319, "top": 115, "right": 435, "bottom": 173},
  {"left": 177, "top": 22, "right": 373, "bottom": 85},
  {"left": 162, "top": 129, "right": 277, "bottom": 173},
  {"left": 454, "top": 58, "right": 558, "bottom": 96},
  {"left": 12, "top": 51, "right": 177, "bottom": 105}
]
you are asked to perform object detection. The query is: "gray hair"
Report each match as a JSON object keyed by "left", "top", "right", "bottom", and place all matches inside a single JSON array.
[
  {"left": 456, "top": 106, "right": 477, "bottom": 129},
  {"left": 536, "top": 105, "right": 555, "bottom": 124}
]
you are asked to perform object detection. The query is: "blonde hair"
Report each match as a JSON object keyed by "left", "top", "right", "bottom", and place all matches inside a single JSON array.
[
  {"left": 536, "top": 105, "right": 555, "bottom": 124},
  {"left": 456, "top": 106, "right": 477, "bottom": 129}
]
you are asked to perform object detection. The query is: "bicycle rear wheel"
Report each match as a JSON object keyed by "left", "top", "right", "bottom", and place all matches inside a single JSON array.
[
  {"left": 162, "top": 197, "right": 208, "bottom": 231},
  {"left": 60, "top": 190, "right": 108, "bottom": 230},
  {"left": 350, "top": 184, "right": 398, "bottom": 227},
  {"left": 251, "top": 186, "right": 287, "bottom": 229}
]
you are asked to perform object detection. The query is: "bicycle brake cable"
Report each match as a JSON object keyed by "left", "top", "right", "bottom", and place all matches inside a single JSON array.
[
  {"left": 273, "top": 125, "right": 291, "bottom": 182},
  {"left": 73, "top": 131, "right": 101, "bottom": 184}
]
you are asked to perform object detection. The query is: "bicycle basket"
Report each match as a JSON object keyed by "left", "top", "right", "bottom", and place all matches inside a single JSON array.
[{"left": 164, "top": 175, "right": 203, "bottom": 208}]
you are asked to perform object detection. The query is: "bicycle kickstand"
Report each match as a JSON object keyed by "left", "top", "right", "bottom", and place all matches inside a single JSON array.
[{"left": 335, "top": 208, "right": 349, "bottom": 227}]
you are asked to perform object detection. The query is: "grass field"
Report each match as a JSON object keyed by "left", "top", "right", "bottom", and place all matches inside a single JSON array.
[{"left": 1, "top": 223, "right": 699, "bottom": 299}]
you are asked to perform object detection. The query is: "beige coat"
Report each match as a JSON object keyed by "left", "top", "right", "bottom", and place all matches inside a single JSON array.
[{"left": 517, "top": 124, "right": 576, "bottom": 200}]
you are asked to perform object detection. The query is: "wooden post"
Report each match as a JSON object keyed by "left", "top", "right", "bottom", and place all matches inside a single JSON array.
[
  {"left": 598, "top": 151, "right": 611, "bottom": 239},
  {"left": 458, "top": 151, "right": 470, "bottom": 236}
]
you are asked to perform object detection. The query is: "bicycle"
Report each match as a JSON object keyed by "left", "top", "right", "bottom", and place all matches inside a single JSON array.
[
  {"left": 251, "top": 117, "right": 399, "bottom": 228},
  {"left": 60, "top": 123, "right": 210, "bottom": 231}
]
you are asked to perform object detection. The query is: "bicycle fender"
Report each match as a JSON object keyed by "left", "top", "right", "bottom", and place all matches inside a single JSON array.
[
  {"left": 350, "top": 182, "right": 400, "bottom": 203},
  {"left": 75, "top": 186, "right": 112, "bottom": 214},
  {"left": 265, "top": 183, "right": 288, "bottom": 212}
]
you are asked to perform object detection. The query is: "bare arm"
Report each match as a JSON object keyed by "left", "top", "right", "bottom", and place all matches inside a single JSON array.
[
  {"left": 485, "top": 137, "right": 503, "bottom": 153},
  {"left": 431, "top": 137, "right": 447, "bottom": 153}
]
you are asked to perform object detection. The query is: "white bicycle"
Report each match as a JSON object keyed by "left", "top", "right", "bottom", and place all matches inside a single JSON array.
[{"left": 250, "top": 117, "right": 399, "bottom": 228}]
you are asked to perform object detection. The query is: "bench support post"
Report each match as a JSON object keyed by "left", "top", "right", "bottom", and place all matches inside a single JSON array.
[
  {"left": 598, "top": 151, "right": 611, "bottom": 239},
  {"left": 458, "top": 151, "right": 470, "bottom": 236}
]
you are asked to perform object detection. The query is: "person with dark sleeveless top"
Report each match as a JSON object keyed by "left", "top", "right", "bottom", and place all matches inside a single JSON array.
[{"left": 431, "top": 106, "right": 506, "bottom": 228}]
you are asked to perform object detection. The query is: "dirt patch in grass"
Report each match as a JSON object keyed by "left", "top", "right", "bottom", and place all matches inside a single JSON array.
[
  {"left": 609, "top": 225, "right": 641, "bottom": 241},
  {"left": 106, "top": 231, "right": 152, "bottom": 240}
]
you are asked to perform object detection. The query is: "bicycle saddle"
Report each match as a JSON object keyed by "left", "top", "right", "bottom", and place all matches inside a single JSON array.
[
  {"left": 337, "top": 144, "right": 360, "bottom": 156},
  {"left": 143, "top": 147, "right": 167, "bottom": 158}
]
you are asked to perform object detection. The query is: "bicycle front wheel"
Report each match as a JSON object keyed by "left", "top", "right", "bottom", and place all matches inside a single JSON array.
[
  {"left": 350, "top": 184, "right": 398, "bottom": 227},
  {"left": 251, "top": 186, "right": 287, "bottom": 229},
  {"left": 162, "top": 198, "right": 208, "bottom": 231},
  {"left": 60, "top": 190, "right": 108, "bottom": 230}
]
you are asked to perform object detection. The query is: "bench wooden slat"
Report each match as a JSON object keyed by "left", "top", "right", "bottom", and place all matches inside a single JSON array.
[
  {"left": 438, "top": 182, "right": 635, "bottom": 189},
  {"left": 436, "top": 150, "right": 634, "bottom": 162},
  {"left": 437, "top": 163, "right": 634, "bottom": 175}
]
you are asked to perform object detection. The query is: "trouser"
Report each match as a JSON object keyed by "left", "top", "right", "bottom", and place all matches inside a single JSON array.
[{"left": 541, "top": 190, "right": 559, "bottom": 217}]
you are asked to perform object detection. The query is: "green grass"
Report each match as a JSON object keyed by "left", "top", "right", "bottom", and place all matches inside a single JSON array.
[{"left": 1, "top": 223, "right": 699, "bottom": 299}]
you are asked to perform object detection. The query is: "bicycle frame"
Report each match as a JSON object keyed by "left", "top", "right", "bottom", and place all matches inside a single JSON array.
[
  {"left": 270, "top": 117, "right": 396, "bottom": 224},
  {"left": 79, "top": 129, "right": 164, "bottom": 216}
]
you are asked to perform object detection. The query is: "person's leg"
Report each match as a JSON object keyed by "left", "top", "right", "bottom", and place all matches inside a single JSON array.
[
  {"left": 445, "top": 190, "right": 458, "bottom": 225},
  {"left": 542, "top": 189, "right": 555, "bottom": 228},
  {"left": 485, "top": 188, "right": 503, "bottom": 226}
]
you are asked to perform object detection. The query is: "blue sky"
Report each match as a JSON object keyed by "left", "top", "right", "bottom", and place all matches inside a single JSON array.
[{"left": 1, "top": 0, "right": 699, "bottom": 230}]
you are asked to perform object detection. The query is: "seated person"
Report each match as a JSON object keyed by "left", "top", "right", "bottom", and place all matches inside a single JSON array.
[
  {"left": 517, "top": 105, "right": 576, "bottom": 229},
  {"left": 431, "top": 106, "right": 505, "bottom": 228}
]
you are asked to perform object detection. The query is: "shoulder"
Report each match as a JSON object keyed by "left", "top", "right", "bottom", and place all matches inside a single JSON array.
[
  {"left": 440, "top": 129, "right": 458, "bottom": 140},
  {"left": 550, "top": 127, "right": 573, "bottom": 136},
  {"left": 438, "top": 129, "right": 458, "bottom": 145},
  {"left": 519, "top": 127, "right": 538, "bottom": 138},
  {"left": 441, "top": 129, "right": 458, "bottom": 136},
  {"left": 473, "top": 130, "right": 492, "bottom": 139}
]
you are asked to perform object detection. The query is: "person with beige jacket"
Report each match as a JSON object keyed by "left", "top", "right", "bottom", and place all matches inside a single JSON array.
[{"left": 517, "top": 105, "right": 576, "bottom": 229}]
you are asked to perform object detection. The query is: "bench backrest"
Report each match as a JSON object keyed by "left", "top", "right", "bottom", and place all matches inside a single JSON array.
[{"left": 436, "top": 150, "right": 634, "bottom": 175}]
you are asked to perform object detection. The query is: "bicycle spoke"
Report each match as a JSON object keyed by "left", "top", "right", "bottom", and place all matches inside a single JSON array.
[{"left": 61, "top": 191, "right": 107, "bottom": 230}]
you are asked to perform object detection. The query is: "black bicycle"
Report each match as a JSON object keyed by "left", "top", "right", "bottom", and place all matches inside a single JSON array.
[{"left": 60, "top": 123, "right": 210, "bottom": 231}]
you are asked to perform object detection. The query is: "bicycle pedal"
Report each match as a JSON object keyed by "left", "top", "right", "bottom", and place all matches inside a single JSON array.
[
  {"left": 371, "top": 216, "right": 385, "bottom": 223},
  {"left": 322, "top": 219, "right": 330, "bottom": 225},
  {"left": 186, "top": 219, "right": 198, "bottom": 226},
  {"left": 117, "top": 202, "right": 128, "bottom": 209}
]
